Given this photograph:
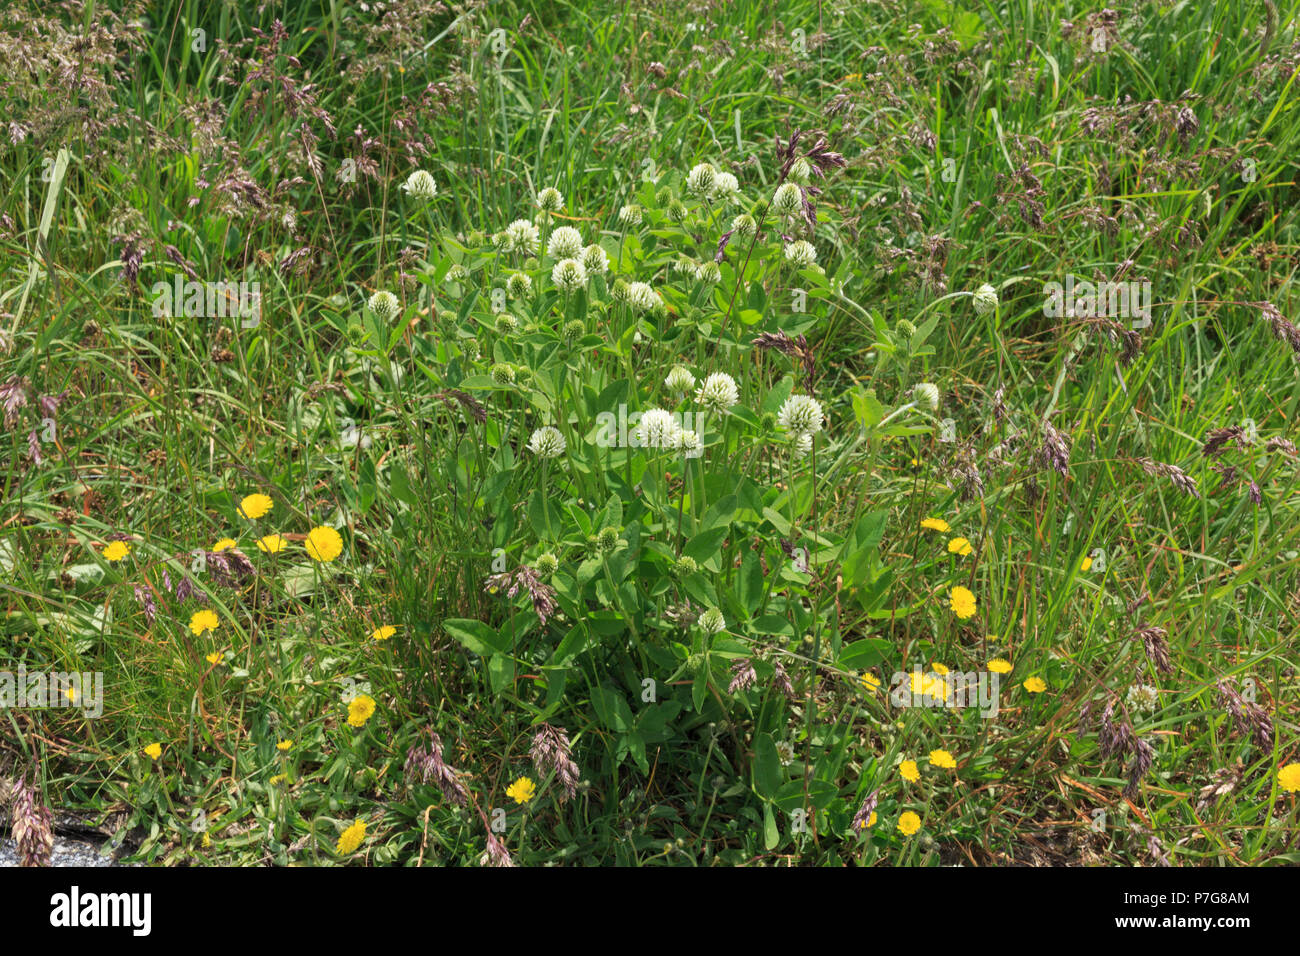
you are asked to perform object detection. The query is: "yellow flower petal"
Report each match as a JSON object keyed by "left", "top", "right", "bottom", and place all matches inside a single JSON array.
[
  {"left": 238, "top": 493, "right": 274, "bottom": 519},
  {"left": 190, "top": 609, "right": 220, "bottom": 636},
  {"left": 304, "top": 525, "right": 343, "bottom": 562},
  {"left": 948, "top": 586, "right": 977, "bottom": 619},
  {"left": 336, "top": 819, "right": 366, "bottom": 854},
  {"left": 102, "top": 541, "right": 132, "bottom": 562},
  {"left": 256, "top": 534, "right": 286, "bottom": 553},
  {"left": 506, "top": 776, "right": 537, "bottom": 804},
  {"left": 1279, "top": 763, "right": 1300, "bottom": 793}
]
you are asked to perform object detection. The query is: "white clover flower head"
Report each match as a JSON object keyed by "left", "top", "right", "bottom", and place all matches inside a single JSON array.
[
  {"left": 506, "top": 272, "right": 533, "bottom": 299},
  {"left": 368, "top": 290, "right": 400, "bottom": 322},
  {"left": 580, "top": 243, "right": 609, "bottom": 275},
  {"left": 596, "top": 526, "right": 621, "bottom": 553},
  {"left": 535, "top": 551, "right": 559, "bottom": 576},
  {"left": 402, "top": 169, "right": 438, "bottom": 201},
  {"left": 709, "top": 171, "right": 740, "bottom": 204},
  {"left": 618, "top": 203, "right": 643, "bottom": 225},
  {"left": 698, "top": 607, "right": 726, "bottom": 634},
  {"left": 611, "top": 279, "right": 632, "bottom": 303},
  {"left": 784, "top": 240, "right": 817, "bottom": 269},
  {"left": 788, "top": 157, "right": 813, "bottom": 185},
  {"left": 685, "top": 162, "right": 718, "bottom": 200},
  {"left": 665, "top": 365, "right": 696, "bottom": 395},
  {"left": 913, "top": 382, "right": 940, "bottom": 412},
  {"left": 536, "top": 187, "right": 565, "bottom": 213},
  {"left": 627, "top": 281, "right": 659, "bottom": 313},
  {"left": 774, "top": 740, "right": 796, "bottom": 765},
  {"left": 562, "top": 319, "right": 585, "bottom": 346},
  {"left": 778, "top": 393, "right": 824, "bottom": 436},
  {"left": 634, "top": 408, "right": 681, "bottom": 449},
  {"left": 695, "top": 372, "right": 739, "bottom": 414},
  {"left": 503, "top": 219, "right": 540, "bottom": 255},
  {"left": 676, "top": 429, "right": 702, "bottom": 456},
  {"left": 772, "top": 182, "right": 803, "bottom": 217},
  {"left": 731, "top": 213, "right": 757, "bottom": 237},
  {"left": 490, "top": 363, "right": 516, "bottom": 385},
  {"left": 793, "top": 431, "right": 814, "bottom": 459},
  {"left": 551, "top": 258, "right": 588, "bottom": 292},
  {"left": 546, "top": 225, "right": 584, "bottom": 260},
  {"left": 445, "top": 263, "right": 468, "bottom": 283},
  {"left": 527, "top": 425, "right": 566, "bottom": 458},
  {"left": 972, "top": 283, "right": 999, "bottom": 316},
  {"left": 695, "top": 261, "right": 722, "bottom": 285},
  {"left": 1125, "top": 683, "right": 1160, "bottom": 715},
  {"left": 672, "top": 255, "right": 698, "bottom": 275}
]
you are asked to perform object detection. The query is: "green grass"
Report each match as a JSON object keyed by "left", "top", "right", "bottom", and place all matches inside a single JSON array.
[{"left": 1, "top": 0, "right": 1298, "bottom": 866}]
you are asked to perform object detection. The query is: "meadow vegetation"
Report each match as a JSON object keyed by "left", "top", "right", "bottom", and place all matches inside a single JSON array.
[{"left": 1, "top": 0, "right": 1299, "bottom": 866}]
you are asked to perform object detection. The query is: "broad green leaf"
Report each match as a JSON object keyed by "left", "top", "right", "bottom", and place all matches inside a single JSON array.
[
  {"left": 443, "top": 618, "right": 506, "bottom": 655},
  {"left": 590, "top": 685, "right": 634, "bottom": 733},
  {"left": 753, "top": 732, "right": 783, "bottom": 798}
]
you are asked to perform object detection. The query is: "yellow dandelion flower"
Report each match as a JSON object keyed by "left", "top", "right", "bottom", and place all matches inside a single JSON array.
[
  {"left": 860, "top": 672, "right": 881, "bottom": 691},
  {"left": 201, "top": 832, "right": 211, "bottom": 848},
  {"left": 929, "top": 749, "right": 957, "bottom": 769},
  {"left": 988, "top": 658, "right": 1013, "bottom": 674},
  {"left": 212, "top": 538, "right": 238, "bottom": 552},
  {"left": 900, "top": 760, "right": 920, "bottom": 783},
  {"left": 897, "top": 811, "right": 921, "bottom": 836},
  {"left": 1023, "top": 676, "right": 1047, "bottom": 694},
  {"left": 909, "top": 671, "right": 950, "bottom": 700},
  {"left": 238, "top": 493, "right": 274, "bottom": 519},
  {"left": 931, "top": 662, "right": 949, "bottom": 675},
  {"left": 336, "top": 819, "right": 366, "bottom": 855},
  {"left": 947, "top": 537, "right": 973, "bottom": 556},
  {"left": 370, "top": 625, "right": 396, "bottom": 642},
  {"left": 256, "top": 533, "right": 286, "bottom": 553},
  {"left": 921, "top": 517, "right": 950, "bottom": 533},
  {"left": 190, "top": 609, "right": 219, "bottom": 636},
  {"left": 854, "top": 809, "right": 879, "bottom": 832},
  {"left": 506, "top": 776, "right": 537, "bottom": 805},
  {"left": 269, "top": 773, "right": 287, "bottom": 785},
  {"left": 948, "top": 585, "right": 977, "bottom": 619},
  {"left": 346, "top": 694, "right": 376, "bottom": 728},
  {"left": 205, "top": 652, "right": 222, "bottom": 665},
  {"left": 305, "top": 525, "right": 344, "bottom": 562},
  {"left": 1080, "top": 555, "right": 1093, "bottom": 572},
  {"left": 144, "top": 743, "right": 162, "bottom": 760},
  {"left": 1278, "top": 763, "right": 1300, "bottom": 793},
  {"left": 276, "top": 739, "right": 293, "bottom": 751},
  {"left": 102, "top": 540, "right": 131, "bottom": 562}
]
